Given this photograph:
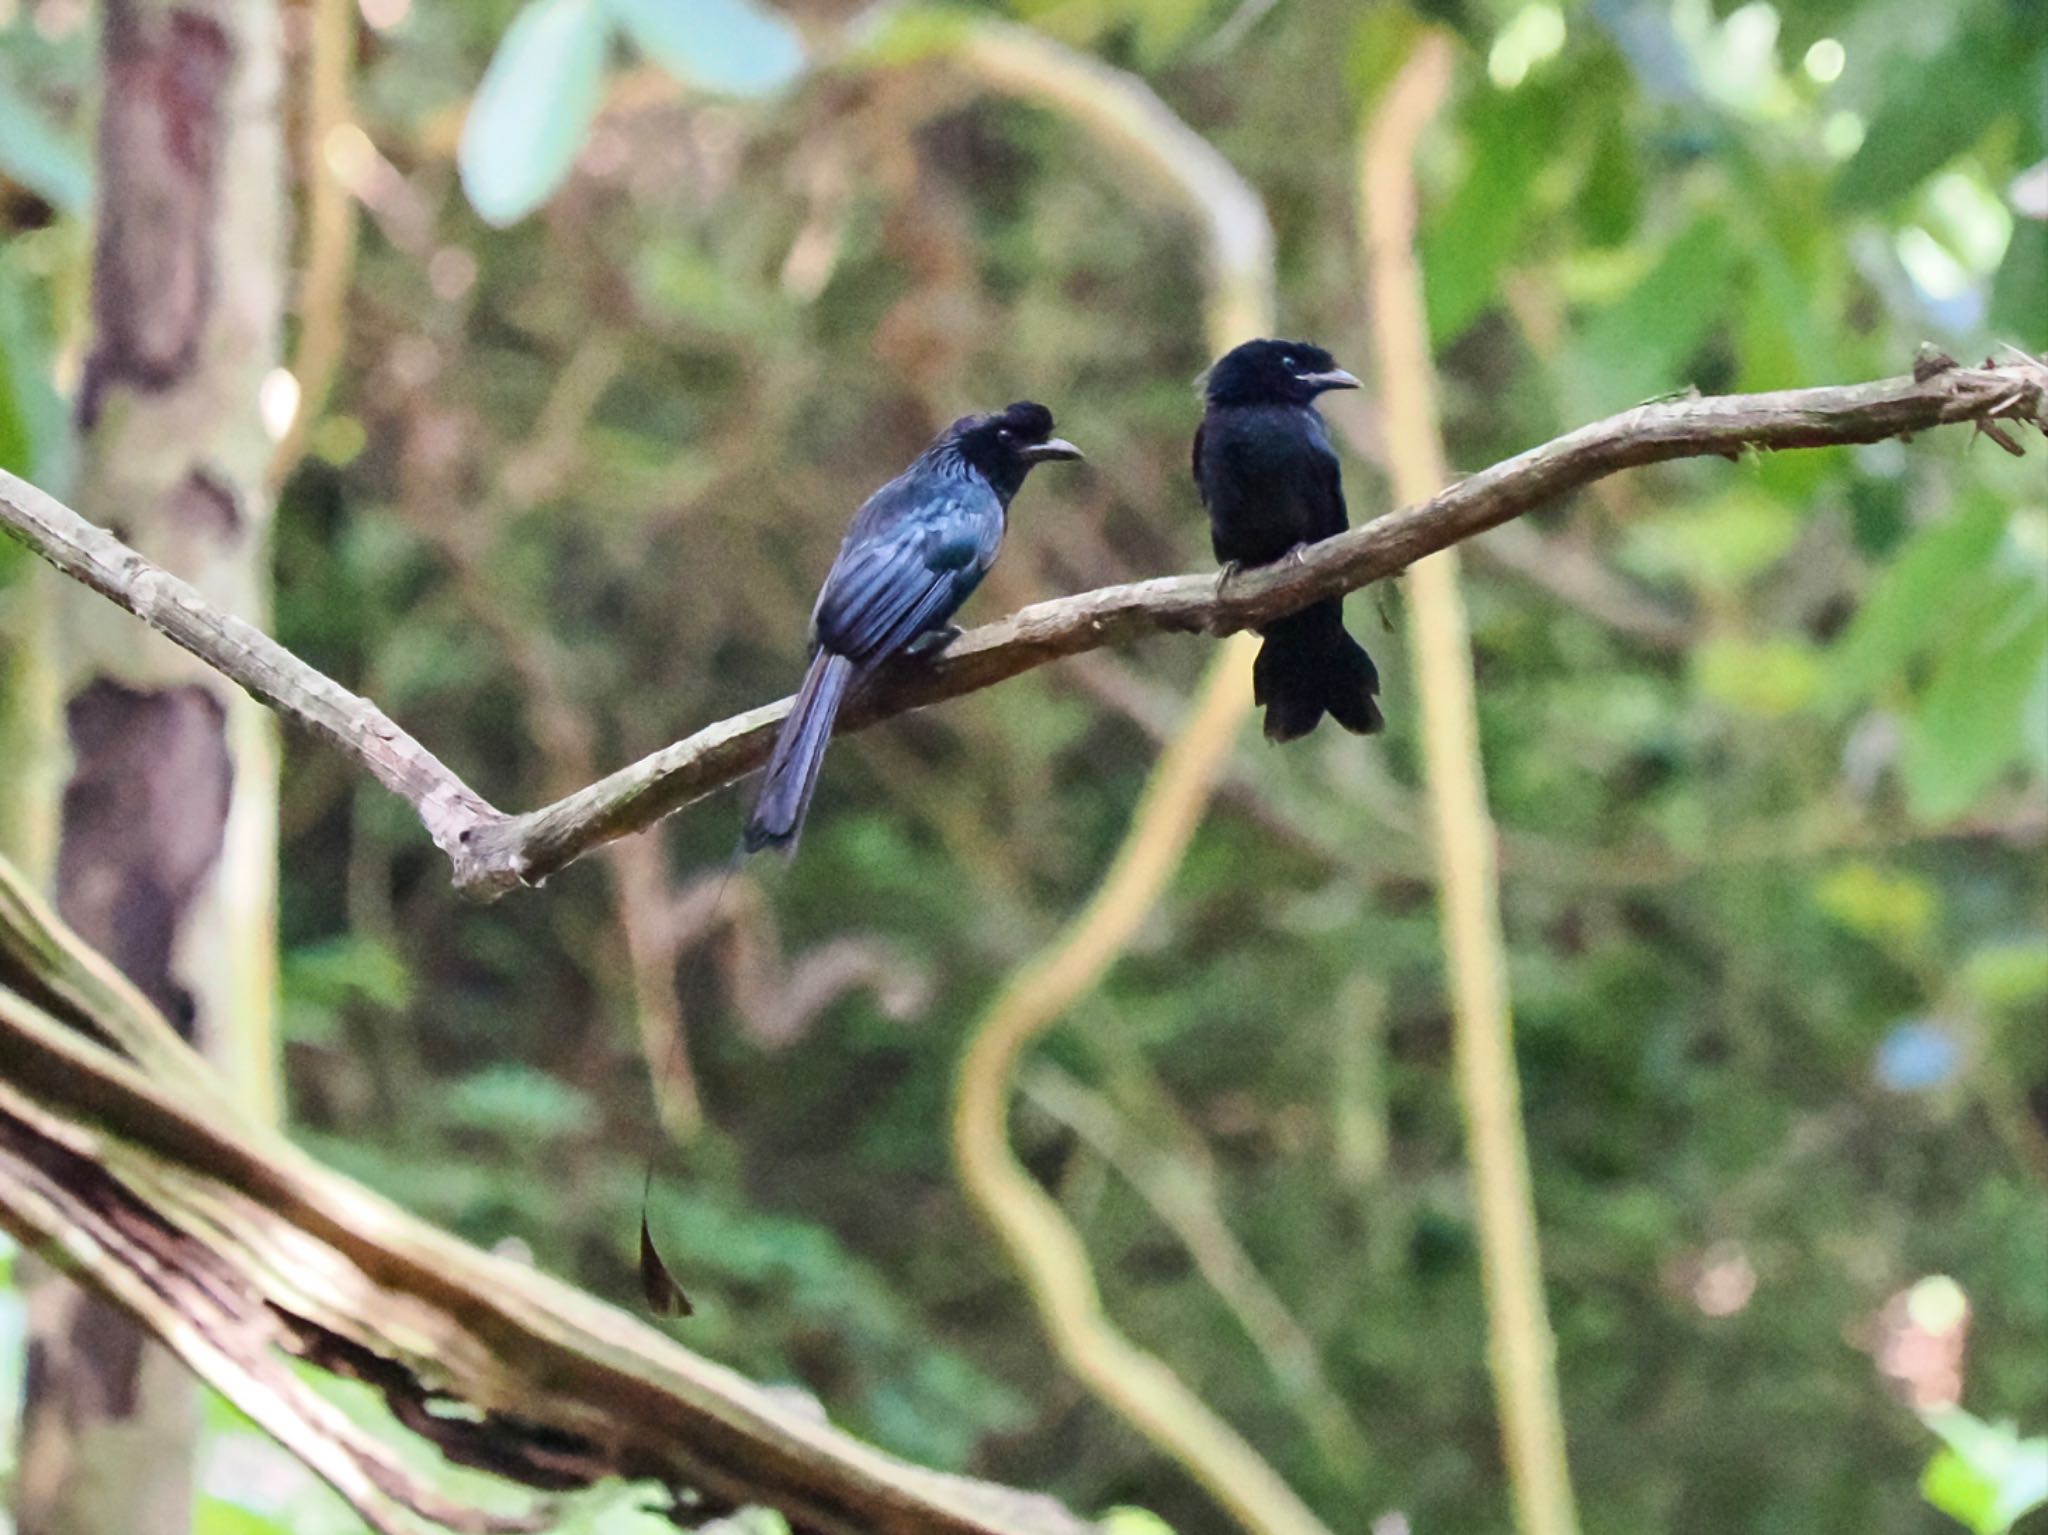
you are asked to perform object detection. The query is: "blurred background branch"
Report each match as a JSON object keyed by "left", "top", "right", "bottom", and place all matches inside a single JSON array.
[
  {"left": 938, "top": 24, "right": 1310, "bottom": 1534},
  {"left": 953, "top": 643, "right": 1318, "bottom": 1535},
  {"left": 1359, "top": 31, "right": 1579, "bottom": 1535},
  {"left": 268, "top": 0, "right": 361, "bottom": 491}
]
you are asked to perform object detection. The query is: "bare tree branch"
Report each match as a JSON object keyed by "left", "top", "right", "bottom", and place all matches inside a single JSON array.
[
  {"left": 0, "top": 466, "right": 509, "bottom": 862},
  {"left": 2, "top": 353, "right": 2041, "bottom": 901}
]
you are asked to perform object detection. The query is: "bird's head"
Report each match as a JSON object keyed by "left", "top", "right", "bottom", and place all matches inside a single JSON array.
[
  {"left": 945, "top": 401, "right": 1083, "bottom": 497},
  {"left": 1201, "top": 339, "right": 1360, "bottom": 408}
]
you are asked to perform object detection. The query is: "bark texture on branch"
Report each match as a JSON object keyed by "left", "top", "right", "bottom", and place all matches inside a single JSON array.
[
  {"left": 0, "top": 858, "right": 1092, "bottom": 1535},
  {"left": 2, "top": 354, "right": 2042, "bottom": 902}
]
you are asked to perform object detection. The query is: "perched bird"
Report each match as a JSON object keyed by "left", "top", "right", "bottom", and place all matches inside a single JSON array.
[
  {"left": 1193, "top": 338, "right": 1384, "bottom": 742},
  {"left": 744, "top": 401, "right": 1081, "bottom": 854}
]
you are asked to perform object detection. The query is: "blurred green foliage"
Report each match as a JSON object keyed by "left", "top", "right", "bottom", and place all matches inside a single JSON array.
[{"left": 2, "top": 0, "right": 2046, "bottom": 1531}]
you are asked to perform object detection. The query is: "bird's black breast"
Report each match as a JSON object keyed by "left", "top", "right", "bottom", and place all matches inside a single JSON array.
[{"left": 1194, "top": 403, "right": 1348, "bottom": 568}]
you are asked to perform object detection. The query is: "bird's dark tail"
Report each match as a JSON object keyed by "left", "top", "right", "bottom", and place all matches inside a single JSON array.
[
  {"left": 1252, "top": 599, "right": 1385, "bottom": 743},
  {"left": 744, "top": 651, "right": 856, "bottom": 855}
]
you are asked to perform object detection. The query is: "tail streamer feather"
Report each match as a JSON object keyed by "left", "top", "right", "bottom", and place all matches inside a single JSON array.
[{"left": 743, "top": 652, "right": 856, "bottom": 855}]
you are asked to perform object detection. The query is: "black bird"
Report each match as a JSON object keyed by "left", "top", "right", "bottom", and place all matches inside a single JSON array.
[
  {"left": 744, "top": 401, "right": 1081, "bottom": 854},
  {"left": 1193, "top": 338, "right": 1384, "bottom": 742}
]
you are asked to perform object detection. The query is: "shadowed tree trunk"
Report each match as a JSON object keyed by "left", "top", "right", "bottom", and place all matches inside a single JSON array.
[{"left": 12, "top": 1, "right": 284, "bottom": 1531}]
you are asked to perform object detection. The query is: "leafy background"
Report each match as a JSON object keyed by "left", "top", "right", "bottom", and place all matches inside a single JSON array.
[{"left": 0, "top": 0, "right": 2044, "bottom": 1530}]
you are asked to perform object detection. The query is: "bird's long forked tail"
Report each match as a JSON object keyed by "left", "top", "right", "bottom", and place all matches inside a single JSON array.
[
  {"left": 743, "top": 650, "right": 857, "bottom": 856},
  {"left": 1252, "top": 598, "right": 1385, "bottom": 743},
  {"left": 642, "top": 652, "right": 855, "bottom": 1311},
  {"left": 637, "top": 840, "right": 743, "bottom": 1321}
]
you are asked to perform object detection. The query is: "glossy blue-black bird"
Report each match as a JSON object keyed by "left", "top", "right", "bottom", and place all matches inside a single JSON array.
[
  {"left": 1194, "top": 338, "right": 1384, "bottom": 742},
  {"left": 744, "top": 401, "right": 1081, "bottom": 854}
]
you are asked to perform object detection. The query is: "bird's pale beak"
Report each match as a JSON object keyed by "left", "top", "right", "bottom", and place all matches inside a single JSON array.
[
  {"left": 1298, "top": 368, "right": 1362, "bottom": 392},
  {"left": 1023, "top": 438, "right": 1084, "bottom": 462}
]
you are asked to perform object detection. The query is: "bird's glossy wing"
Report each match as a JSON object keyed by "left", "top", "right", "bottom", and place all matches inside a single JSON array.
[
  {"left": 1300, "top": 414, "right": 1350, "bottom": 540},
  {"left": 1190, "top": 419, "right": 1209, "bottom": 508},
  {"left": 813, "top": 477, "right": 1002, "bottom": 663}
]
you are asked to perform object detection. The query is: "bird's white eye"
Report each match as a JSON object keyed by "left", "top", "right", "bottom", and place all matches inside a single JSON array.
[
  {"left": 998, "top": 427, "right": 1013, "bottom": 440},
  {"left": 1282, "top": 354, "right": 1299, "bottom": 370}
]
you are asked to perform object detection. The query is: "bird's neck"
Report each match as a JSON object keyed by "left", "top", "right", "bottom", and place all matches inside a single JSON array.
[
  {"left": 934, "top": 441, "right": 1023, "bottom": 504},
  {"left": 1207, "top": 393, "right": 1317, "bottom": 416}
]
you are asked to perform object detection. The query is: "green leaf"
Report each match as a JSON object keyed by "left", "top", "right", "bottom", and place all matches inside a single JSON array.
[
  {"left": 1694, "top": 636, "right": 1825, "bottom": 717},
  {"left": 847, "top": 3, "right": 977, "bottom": 66},
  {"left": 604, "top": 0, "right": 804, "bottom": 97},
  {"left": 0, "top": 68, "right": 91, "bottom": 214},
  {"left": 1990, "top": 216, "right": 2047, "bottom": 351},
  {"left": 2024, "top": 640, "right": 2048, "bottom": 776},
  {"left": 457, "top": 0, "right": 611, "bottom": 228},
  {"left": 546, "top": 1482, "right": 694, "bottom": 1535},
  {"left": 1834, "top": 6, "right": 2033, "bottom": 211},
  {"left": 1813, "top": 861, "right": 1939, "bottom": 948},
  {"left": 1572, "top": 215, "right": 1739, "bottom": 410},
  {"left": 1345, "top": 6, "right": 1429, "bottom": 118},
  {"left": 283, "top": 935, "right": 413, "bottom": 1014},
  {"left": 445, "top": 1065, "right": 596, "bottom": 1138},
  {"left": 1824, "top": 497, "right": 2008, "bottom": 712},
  {"left": 1904, "top": 582, "right": 2048, "bottom": 820},
  {"left": 1421, "top": 78, "right": 1559, "bottom": 344},
  {"left": 1921, "top": 1408, "right": 2048, "bottom": 1534},
  {"left": 0, "top": 251, "right": 67, "bottom": 491},
  {"left": 194, "top": 1500, "right": 287, "bottom": 1535},
  {"left": 1574, "top": 92, "right": 1642, "bottom": 249},
  {"left": 1622, "top": 486, "right": 1800, "bottom": 596},
  {"left": 1961, "top": 941, "right": 2048, "bottom": 1011}
]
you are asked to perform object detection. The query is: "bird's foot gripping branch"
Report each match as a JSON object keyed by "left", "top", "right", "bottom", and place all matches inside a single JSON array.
[{"left": 0, "top": 351, "right": 2042, "bottom": 901}]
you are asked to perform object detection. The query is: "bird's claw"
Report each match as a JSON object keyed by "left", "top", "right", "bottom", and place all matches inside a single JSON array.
[
  {"left": 1214, "top": 561, "right": 1242, "bottom": 598},
  {"left": 906, "top": 623, "right": 962, "bottom": 657}
]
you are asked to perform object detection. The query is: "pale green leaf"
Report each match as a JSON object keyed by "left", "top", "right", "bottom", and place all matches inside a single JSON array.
[
  {"left": 1961, "top": 942, "right": 2048, "bottom": 1011},
  {"left": 1695, "top": 636, "right": 1825, "bottom": 717},
  {"left": 458, "top": 0, "right": 611, "bottom": 228},
  {"left": 1100, "top": 1509, "right": 1179, "bottom": 1535},
  {"left": 0, "top": 69, "right": 90, "bottom": 214},
  {"left": 604, "top": 0, "right": 804, "bottom": 98},
  {"left": 1813, "top": 861, "right": 1939, "bottom": 948}
]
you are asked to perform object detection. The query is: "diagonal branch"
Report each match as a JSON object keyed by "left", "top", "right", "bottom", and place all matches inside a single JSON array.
[{"left": 2, "top": 353, "right": 2042, "bottom": 900}]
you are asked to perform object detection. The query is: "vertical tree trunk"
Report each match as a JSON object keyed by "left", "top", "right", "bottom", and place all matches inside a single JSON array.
[{"left": 12, "top": 2, "right": 283, "bottom": 1531}]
